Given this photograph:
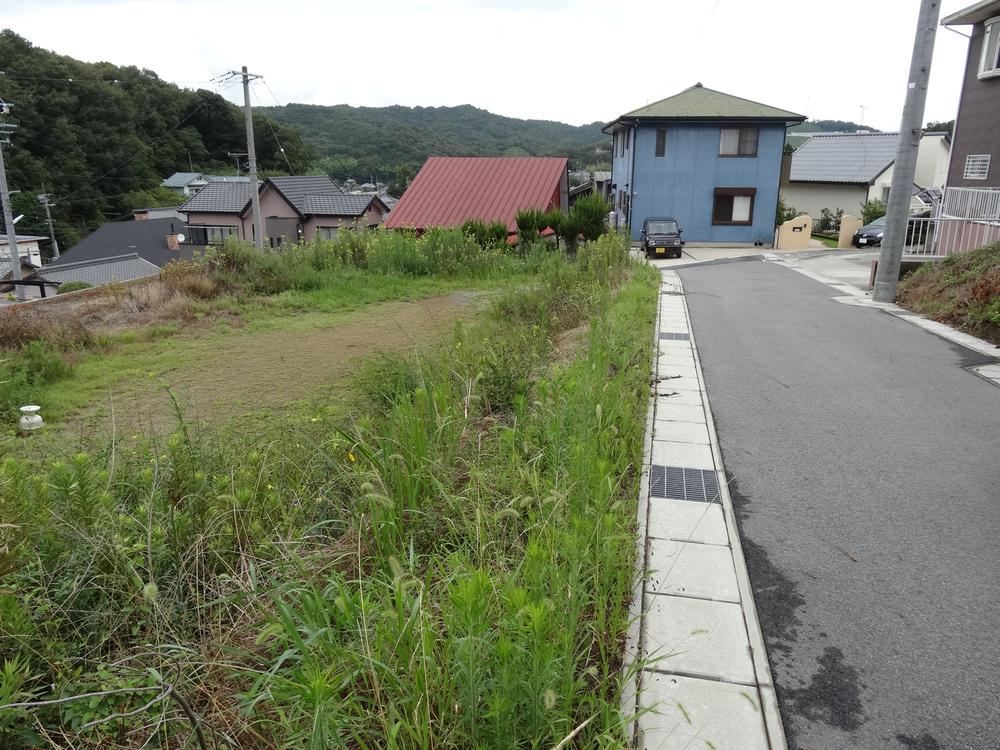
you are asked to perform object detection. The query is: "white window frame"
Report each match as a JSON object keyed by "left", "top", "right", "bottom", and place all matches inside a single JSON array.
[
  {"left": 964, "top": 154, "right": 991, "bottom": 180},
  {"left": 979, "top": 17, "right": 1000, "bottom": 79}
]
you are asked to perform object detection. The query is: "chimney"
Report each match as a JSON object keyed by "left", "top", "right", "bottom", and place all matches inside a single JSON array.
[
  {"left": 166, "top": 233, "right": 180, "bottom": 251},
  {"left": 133, "top": 209, "right": 148, "bottom": 221}
]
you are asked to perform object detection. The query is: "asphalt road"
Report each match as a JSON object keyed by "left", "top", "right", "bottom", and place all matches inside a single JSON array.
[{"left": 678, "top": 259, "right": 1000, "bottom": 750}]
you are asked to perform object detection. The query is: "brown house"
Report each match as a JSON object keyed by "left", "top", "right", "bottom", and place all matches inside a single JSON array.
[
  {"left": 943, "top": 0, "right": 1000, "bottom": 188},
  {"left": 180, "top": 176, "right": 389, "bottom": 247}
]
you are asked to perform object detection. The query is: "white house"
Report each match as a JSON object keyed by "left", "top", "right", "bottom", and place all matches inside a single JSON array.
[{"left": 781, "top": 132, "right": 952, "bottom": 223}]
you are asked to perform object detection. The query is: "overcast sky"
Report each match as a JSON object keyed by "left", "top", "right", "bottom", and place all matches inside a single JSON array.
[{"left": 0, "top": 0, "right": 976, "bottom": 131}]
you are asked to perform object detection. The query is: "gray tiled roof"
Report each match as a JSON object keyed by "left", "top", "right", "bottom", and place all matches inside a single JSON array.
[
  {"left": 38, "top": 253, "right": 162, "bottom": 287},
  {"left": 267, "top": 176, "right": 344, "bottom": 214},
  {"left": 204, "top": 174, "right": 252, "bottom": 183},
  {"left": 302, "top": 193, "right": 377, "bottom": 216},
  {"left": 789, "top": 133, "right": 899, "bottom": 184},
  {"left": 179, "top": 181, "right": 258, "bottom": 213},
  {"left": 161, "top": 171, "right": 206, "bottom": 188},
  {"left": 52, "top": 217, "right": 183, "bottom": 268}
]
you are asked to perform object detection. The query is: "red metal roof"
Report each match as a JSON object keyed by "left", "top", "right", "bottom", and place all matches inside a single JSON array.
[{"left": 384, "top": 156, "right": 568, "bottom": 233}]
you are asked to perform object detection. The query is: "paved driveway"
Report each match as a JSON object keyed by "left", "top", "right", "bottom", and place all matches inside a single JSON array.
[{"left": 678, "top": 258, "right": 1000, "bottom": 750}]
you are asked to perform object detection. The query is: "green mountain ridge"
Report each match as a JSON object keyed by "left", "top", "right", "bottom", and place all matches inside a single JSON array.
[{"left": 260, "top": 102, "right": 610, "bottom": 188}]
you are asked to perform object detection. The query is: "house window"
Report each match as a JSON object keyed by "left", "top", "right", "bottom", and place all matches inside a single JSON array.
[
  {"left": 719, "top": 127, "right": 759, "bottom": 156},
  {"left": 318, "top": 226, "right": 339, "bottom": 240},
  {"left": 979, "top": 18, "right": 1000, "bottom": 79},
  {"left": 655, "top": 128, "right": 667, "bottom": 157},
  {"left": 964, "top": 154, "right": 991, "bottom": 180},
  {"left": 712, "top": 188, "right": 756, "bottom": 225},
  {"left": 881, "top": 186, "right": 891, "bottom": 203},
  {"left": 186, "top": 225, "right": 238, "bottom": 245}
]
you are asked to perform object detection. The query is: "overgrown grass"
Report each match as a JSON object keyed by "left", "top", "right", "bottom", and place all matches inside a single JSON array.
[
  {"left": 0, "top": 232, "right": 658, "bottom": 748},
  {"left": 0, "top": 229, "right": 552, "bottom": 424},
  {"left": 897, "top": 241, "right": 1000, "bottom": 344}
]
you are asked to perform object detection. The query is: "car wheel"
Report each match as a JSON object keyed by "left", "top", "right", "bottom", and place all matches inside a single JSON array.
[{"left": 673, "top": 252, "right": 682, "bottom": 259}]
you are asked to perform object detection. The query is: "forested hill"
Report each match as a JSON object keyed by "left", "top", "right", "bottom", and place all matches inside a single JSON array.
[
  {"left": 260, "top": 103, "right": 609, "bottom": 187},
  {"left": 0, "top": 31, "right": 310, "bottom": 245}
]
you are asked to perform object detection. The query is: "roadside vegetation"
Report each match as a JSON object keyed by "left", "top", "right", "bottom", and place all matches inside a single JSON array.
[
  {"left": 0, "top": 227, "right": 658, "bottom": 748},
  {"left": 897, "top": 241, "right": 1000, "bottom": 345}
]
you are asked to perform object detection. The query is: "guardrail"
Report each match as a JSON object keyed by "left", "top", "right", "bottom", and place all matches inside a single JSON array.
[{"left": 904, "top": 216, "right": 1000, "bottom": 257}]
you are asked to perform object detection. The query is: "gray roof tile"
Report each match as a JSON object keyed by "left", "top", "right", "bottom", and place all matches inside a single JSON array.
[
  {"left": 302, "top": 193, "right": 377, "bottom": 216},
  {"left": 267, "top": 176, "right": 343, "bottom": 214},
  {"left": 789, "top": 132, "right": 899, "bottom": 184},
  {"left": 179, "top": 181, "right": 258, "bottom": 213},
  {"left": 161, "top": 171, "right": 206, "bottom": 188},
  {"left": 38, "top": 253, "right": 162, "bottom": 287}
]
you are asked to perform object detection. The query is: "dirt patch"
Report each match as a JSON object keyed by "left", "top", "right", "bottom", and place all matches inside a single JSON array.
[
  {"left": 69, "top": 292, "right": 479, "bottom": 438},
  {"left": 552, "top": 321, "right": 590, "bottom": 364}
]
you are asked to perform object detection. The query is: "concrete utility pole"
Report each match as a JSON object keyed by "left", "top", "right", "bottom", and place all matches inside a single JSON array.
[
  {"left": 234, "top": 66, "right": 264, "bottom": 248},
  {"left": 38, "top": 188, "right": 59, "bottom": 259},
  {"left": 872, "top": 0, "right": 941, "bottom": 303},
  {"left": 0, "top": 121, "right": 26, "bottom": 300}
]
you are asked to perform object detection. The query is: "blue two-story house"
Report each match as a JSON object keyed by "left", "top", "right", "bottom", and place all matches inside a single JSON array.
[{"left": 603, "top": 84, "right": 805, "bottom": 244}]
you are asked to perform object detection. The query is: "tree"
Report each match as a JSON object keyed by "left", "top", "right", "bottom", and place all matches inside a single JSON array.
[
  {"left": 924, "top": 120, "right": 955, "bottom": 137},
  {"left": 569, "top": 193, "right": 611, "bottom": 242},
  {"left": 861, "top": 199, "right": 887, "bottom": 226}
]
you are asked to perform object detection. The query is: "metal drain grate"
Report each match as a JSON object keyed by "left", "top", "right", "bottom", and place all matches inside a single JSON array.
[
  {"left": 659, "top": 332, "right": 690, "bottom": 341},
  {"left": 650, "top": 465, "right": 720, "bottom": 502}
]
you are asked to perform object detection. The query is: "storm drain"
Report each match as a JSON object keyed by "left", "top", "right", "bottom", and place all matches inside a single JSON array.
[
  {"left": 650, "top": 465, "right": 721, "bottom": 503},
  {"left": 659, "top": 332, "right": 691, "bottom": 341}
]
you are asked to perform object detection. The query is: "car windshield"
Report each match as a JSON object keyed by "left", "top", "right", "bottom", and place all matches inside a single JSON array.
[
  {"left": 867, "top": 217, "right": 886, "bottom": 229},
  {"left": 647, "top": 220, "right": 678, "bottom": 234}
]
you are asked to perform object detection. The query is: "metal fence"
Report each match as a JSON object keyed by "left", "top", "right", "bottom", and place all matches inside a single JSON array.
[
  {"left": 940, "top": 186, "right": 1000, "bottom": 221},
  {"left": 904, "top": 216, "right": 1000, "bottom": 256}
]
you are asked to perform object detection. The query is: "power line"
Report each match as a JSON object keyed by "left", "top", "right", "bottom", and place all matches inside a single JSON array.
[{"left": 251, "top": 82, "right": 293, "bottom": 173}]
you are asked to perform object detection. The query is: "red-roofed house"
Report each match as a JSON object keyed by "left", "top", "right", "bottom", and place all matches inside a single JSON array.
[{"left": 384, "top": 157, "right": 569, "bottom": 237}]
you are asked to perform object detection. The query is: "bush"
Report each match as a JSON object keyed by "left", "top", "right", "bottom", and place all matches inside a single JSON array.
[
  {"left": 461, "top": 218, "right": 508, "bottom": 248},
  {"left": 775, "top": 196, "right": 798, "bottom": 226},
  {"left": 515, "top": 209, "right": 546, "bottom": 244},
  {"left": 862, "top": 199, "right": 887, "bottom": 226},
  {"left": 56, "top": 281, "right": 91, "bottom": 295},
  {"left": 0, "top": 308, "right": 91, "bottom": 349},
  {"left": 161, "top": 260, "right": 219, "bottom": 299},
  {"left": 817, "top": 207, "right": 844, "bottom": 233},
  {"left": 568, "top": 193, "right": 611, "bottom": 242}
]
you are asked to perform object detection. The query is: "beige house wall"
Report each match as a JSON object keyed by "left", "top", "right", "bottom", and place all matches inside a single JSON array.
[{"left": 781, "top": 183, "right": 868, "bottom": 225}]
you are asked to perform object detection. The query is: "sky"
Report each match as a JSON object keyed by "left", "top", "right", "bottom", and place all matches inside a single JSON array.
[{"left": 0, "top": 0, "right": 978, "bottom": 131}]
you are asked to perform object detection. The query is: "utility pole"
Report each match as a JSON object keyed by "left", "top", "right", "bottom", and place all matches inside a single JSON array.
[
  {"left": 872, "top": 0, "right": 941, "bottom": 303},
  {"left": 38, "top": 187, "right": 59, "bottom": 259},
  {"left": 0, "top": 120, "right": 26, "bottom": 300},
  {"left": 230, "top": 66, "right": 264, "bottom": 248}
]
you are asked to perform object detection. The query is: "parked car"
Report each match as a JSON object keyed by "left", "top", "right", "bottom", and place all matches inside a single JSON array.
[
  {"left": 851, "top": 211, "right": 933, "bottom": 248},
  {"left": 852, "top": 216, "right": 886, "bottom": 247},
  {"left": 641, "top": 217, "right": 684, "bottom": 258}
]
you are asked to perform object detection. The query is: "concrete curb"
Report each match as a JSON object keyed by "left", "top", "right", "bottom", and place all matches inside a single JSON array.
[{"left": 621, "top": 269, "right": 787, "bottom": 750}]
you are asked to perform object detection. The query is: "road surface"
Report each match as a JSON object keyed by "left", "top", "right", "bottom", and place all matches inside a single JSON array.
[{"left": 678, "top": 258, "right": 1000, "bottom": 750}]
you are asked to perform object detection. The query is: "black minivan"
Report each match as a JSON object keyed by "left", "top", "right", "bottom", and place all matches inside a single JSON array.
[{"left": 640, "top": 217, "right": 684, "bottom": 258}]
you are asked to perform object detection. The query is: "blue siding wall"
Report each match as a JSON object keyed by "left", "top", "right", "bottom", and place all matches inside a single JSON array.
[{"left": 619, "top": 123, "right": 785, "bottom": 243}]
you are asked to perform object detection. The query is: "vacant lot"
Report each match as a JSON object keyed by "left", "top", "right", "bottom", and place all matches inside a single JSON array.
[
  {"left": 62, "top": 291, "right": 482, "bottom": 439},
  {"left": 1, "top": 229, "right": 659, "bottom": 749}
]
